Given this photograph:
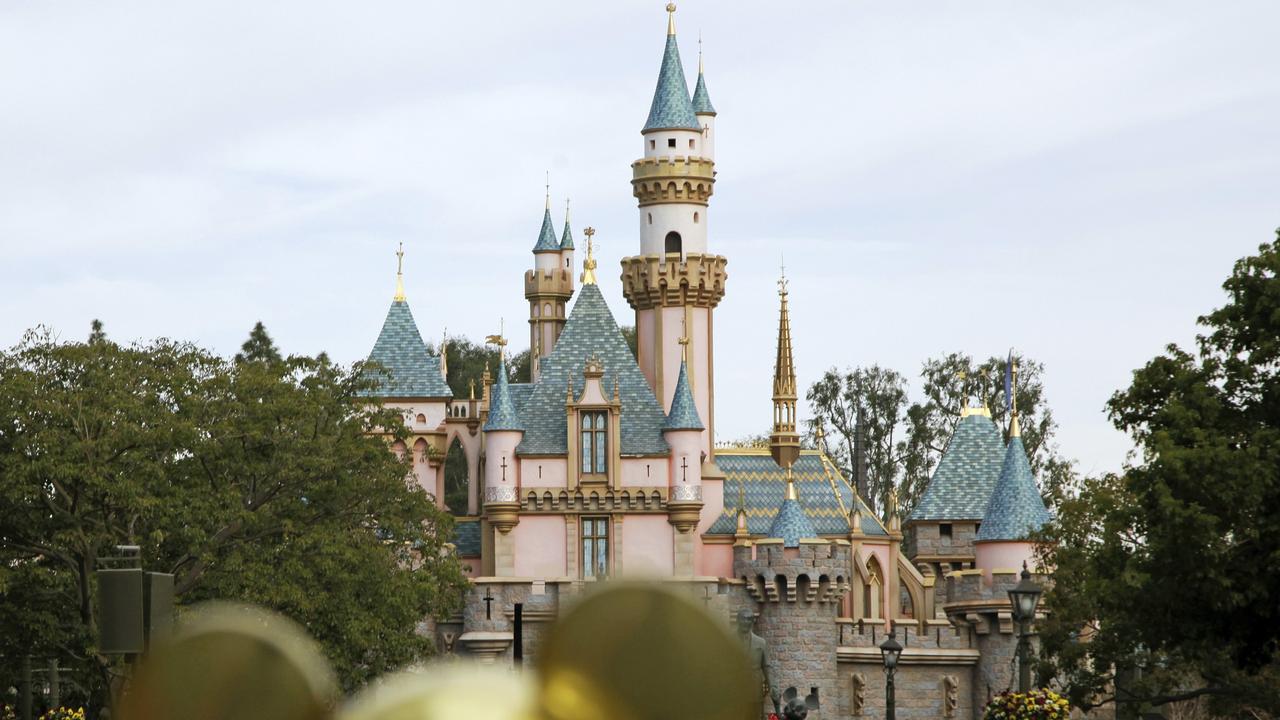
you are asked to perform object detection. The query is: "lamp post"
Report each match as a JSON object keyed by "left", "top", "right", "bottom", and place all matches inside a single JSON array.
[
  {"left": 879, "top": 626, "right": 903, "bottom": 720},
  {"left": 1008, "top": 562, "right": 1043, "bottom": 693}
]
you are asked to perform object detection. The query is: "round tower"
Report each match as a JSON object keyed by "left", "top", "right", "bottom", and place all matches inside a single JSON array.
[
  {"left": 622, "top": 4, "right": 727, "bottom": 475},
  {"left": 526, "top": 188, "right": 575, "bottom": 382}
]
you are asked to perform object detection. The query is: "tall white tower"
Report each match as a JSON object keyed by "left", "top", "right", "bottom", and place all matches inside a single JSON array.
[{"left": 621, "top": 4, "right": 727, "bottom": 476}]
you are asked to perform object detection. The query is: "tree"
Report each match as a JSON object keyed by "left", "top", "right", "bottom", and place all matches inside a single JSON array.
[
  {"left": 430, "top": 335, "right": 530, "bottom": 399},
  {"left": 0, "top": 323, "right": 468, "bottom": 710},
  {"left": 1037, "top": 234, "right": 1280, "bottom": 717},
  {"left": 806, "top": 365, "right": 908, "bottom": 516}
]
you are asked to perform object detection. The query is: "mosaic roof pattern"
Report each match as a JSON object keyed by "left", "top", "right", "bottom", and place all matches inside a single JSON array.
[
  {"left": 643, "top": 34, "right": 700, "bottom": 131},
  {"left": 769, "top": 497, "right": 817, "bottom": 548},
  {"left": 663, "top": 359, "right": 704, "bottom": 430},
  {"left": 533, "top": 208, "right": 560, "bottom": 253},
  {"left": 452, "top": 519, "right": 481, "bottom": 557},
  {"left": 484, "top": 358, "right": 523, "bottom": 432},
  {"left": 560, "top": 219, "right": 574, "bottom": 250},
  {"left": 515, "top": 284, "right": 668, "bottom": 456},
  {"left": 707, "top": 450, "right": 886, "bottom": 537},
  {"left": 691, "top": 71, "right": 716, "bottom": 115},
  {"left": 977, "top": 435, "right": 1052, "bottom": 541},
  {"left": 907, "top": 413, "right": 1006, "bottom": 522},
  {"left": 360, "top": 300, "right": 452, "bottom": 399}
]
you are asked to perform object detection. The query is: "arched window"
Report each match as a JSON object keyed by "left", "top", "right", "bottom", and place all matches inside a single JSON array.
[
  {"left": 580, "top": 411, "right": 608, "bottom": 475},
  {"left": 664, "top": 231, "right": 682, "bottom": 255},
  {"left": 693, "top": 211, "right": 699, "bottom": 224},
  {"left": 443, "top": 436, "right": 469, "bottom": 515},
  {"left": 648, "top": 213, "right": 653, "bottom": 225}
]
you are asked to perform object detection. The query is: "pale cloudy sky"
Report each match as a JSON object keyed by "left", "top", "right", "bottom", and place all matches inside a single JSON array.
[{"left": 2, "top": 1, "right": 1277, "bottom": 476}]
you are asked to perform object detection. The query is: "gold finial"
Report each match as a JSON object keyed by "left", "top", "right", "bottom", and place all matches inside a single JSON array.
[
  {"left": 581, "top": 227, "right": 598, "bottom": 284},
  {"left": 777, "top": 256, "right": 789, "bottom": 297},
  {"left": 545, "top": 171, "right": 551, "bottom": 210},
  {"left": 1010, "top": 357, "right": 1021, "bottom": 438},
  {"left": 698, "top": 31, "right": 704, "bottom": 74},
  {"left": 484, "top": 319, "right": 508, "bottom": 361},
  {"left": 393, "top": 242, "right": 406, "bottom": 301},
  {"left": 565, "top": 197, "right": 571, "bottom": 225},
  {"left": 666, "top": 3, "right": 676, "bottom": 35},
  {"left": 439, "top": 327, "right": 449, "bottom": 380},
  {"left": 678, "top": 313, "right": 690, "bottom": 362},
  {"left": 469, "top": 378, "right": 476, "bottom": 400},
  {"left": 734, "top": 479, "right": 748, "bottom": 537},
  {"left": 784, "top": 467, "right": 798, "bottom": 501}
]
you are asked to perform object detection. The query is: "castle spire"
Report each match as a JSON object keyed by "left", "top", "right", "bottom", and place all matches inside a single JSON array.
[
  {"left": 581, "top": 227, "right": 598, "bottom": 285},
  {"left": 560, "top": 198, "right": 575, "bottom": 250},
  {"left": 533, "top": 178, "right": 559, "bottom": 253},
  {"left": 691, "top": 34, "right": 716, "bottom": 116},
  {"left": 644, "top": 4, "right": 700, "bottom": 132},
  {"left": 393, "top": 242, "right": 406, "bottom": 301},
  {"left": 769, "top": 267, "right": 801, "bottom": 470}
]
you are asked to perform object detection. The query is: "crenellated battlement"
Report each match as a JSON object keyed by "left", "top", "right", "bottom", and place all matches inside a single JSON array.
[
  {"left": 631, "top": 156, "right": 715, "bottom": 207},
  {"left": 524, "top": 268, "right": 574, "bottom": 299},
  {"left": 733, "top": 539, "right": 852, "bottom": 604},
  {"left": 619, "top": 252, "right": 728, "bottom": 310}
]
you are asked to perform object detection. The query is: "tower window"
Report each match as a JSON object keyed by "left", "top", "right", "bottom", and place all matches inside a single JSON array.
[
  {"left": 648, "top": 213, "right": 653, "bottom": 225},
  {"left": 582, "top": 517, "right": 609, "bottom": 578},
  {"left": 688, "top": 139, "right": 695, "bottom": 149},
  {"left": 667, "top": 138, "right": 676, "bottom": 148},
  {"left": 940, "top": 523, "right": 953, "bottom": 539},
  {"left": 649, "top": 139, "right": 656, "bottom": 150},
  {"left": 664, "top": 231, "right": 682, "bottom": 255},
  {"left": 580, "top": 411, "right": 608, "bottom": 475},
  {"left": 693, "top": 211, "right": 699, "bottom": 224}
]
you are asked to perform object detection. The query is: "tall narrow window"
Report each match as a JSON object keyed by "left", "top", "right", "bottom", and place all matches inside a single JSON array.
[
  {"left": 580, "top": 411, "right": 608, "bottom": 475},
  {"left": 664, "top": 231, "right": 682, "bottom": 255},
  {"left": 582, "top": 517, "right": 609, "bottom": 578}
]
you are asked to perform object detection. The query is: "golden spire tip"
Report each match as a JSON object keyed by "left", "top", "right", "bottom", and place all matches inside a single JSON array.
[
  {"left": 581, "top": 226, "right": 598, "bottom": 284},
  {"left": 666, "top": 3, "right": 676, "bottom": 35}
]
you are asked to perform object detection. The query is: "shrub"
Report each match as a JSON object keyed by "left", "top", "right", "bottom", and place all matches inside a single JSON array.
[{"left": 982, "top": 689, "right": 1072, "bottom": 720}]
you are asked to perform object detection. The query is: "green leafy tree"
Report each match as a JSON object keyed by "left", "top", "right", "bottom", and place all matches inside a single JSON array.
[
  {"left": 430, "top": 335, "right": 530, "bottom": 399},
  {"left": 1037, "top": 234, "right": 1280, "bottom": 717},
  {"left": 806, "top": 365, "right": 908, "bottom": 516},
  {"left": 0, "top": 323, "right": 468, "bottom": 710}
]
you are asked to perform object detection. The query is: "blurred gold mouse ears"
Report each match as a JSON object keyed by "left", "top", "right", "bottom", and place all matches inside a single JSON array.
[
  {"left": 125, "top": 584, "right": 756, "bottom": 720},
  {"left": 120, "top": 602, "right": 337, "bottom": 720}
]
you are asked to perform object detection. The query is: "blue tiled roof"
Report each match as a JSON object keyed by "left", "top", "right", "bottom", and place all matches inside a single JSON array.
[
  {"left": 533, "top": 208, "right": 559, "bottom": 253},
  {"left": 907, "top": 413, "right": 1006, "bottom": 523},
  {"left": 560, "top": 219, "right": 574, "bottom": 250},
  {"left": 360, "top": 300, "right": 452, "bottom": 399},
  {"left": 643, "top": 34, "right": 700, "bottom": 132},
  {"left": 452, "top": 519, "right": 481, "bottom": 557},
  {"left": 691, "top": 71, "right": 716, "bottom": 115},
  {"left": 515, "top": 284, "right": 668, "bottom": 456},
  {"left": 509, "top": 383, "right": 533, "bottom": 413},
  {"left": 976, "top": 435, "right": 1052, "bottom": 541},
  {"left": 484, "top": 358, "right": 524, "bottom": 432},
  {"left": 769, "top": 497, "right": 817, "bottom": 548},
  {"left": 663, "top": 359, "right": 704, "bottom": 430},
  {"left": 707, "top": 451, "right": 886, "bottom": 537}
]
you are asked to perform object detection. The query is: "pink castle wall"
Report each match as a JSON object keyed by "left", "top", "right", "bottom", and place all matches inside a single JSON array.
[
  {"left": 622, "top": 515, "right": 674, "bottom": 576},
  {"left": 975, "top": 541, "right": 1036, "bottom": 578},
  {"left": 512, "top": 516, "right": 567, "bottom": 577}
]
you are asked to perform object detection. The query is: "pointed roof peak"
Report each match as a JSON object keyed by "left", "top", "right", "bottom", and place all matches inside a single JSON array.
[
  {"left": 484, "top": 357, "right": 524, "bottom": 432},
  {"left": 643, "top": 9, "right": 700, "bottom": 133},
  {"left": 664, "top": 359, "right": 704, "bottom": 431},
  {"left": 393, "top": 242, "right": 407, "bottom": 301},
  {"left": 768, "top": 470, "right": 818, "bottom": 548},
  {"left": 691, "top": 34, "right": 716, "bottom": 116},
  {"left": 360, "top": 299, "right": 452, "bottom": 399},
  {"left": 560, "top": 198, "right": 574, "bottom": 250},
  {"left": 976, "top": 435, "right": 1052, "bottom": 542},
  {"left": 533, "top": 206, "right": 559, "bottom": 253}
]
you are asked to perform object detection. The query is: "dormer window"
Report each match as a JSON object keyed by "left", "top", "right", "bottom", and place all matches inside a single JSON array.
[
  {"left": 667, "top": 138, "right": 676, "bottom": 148},
  {"left": 580, "top": 411, "right": 608, "bottom": 474}
]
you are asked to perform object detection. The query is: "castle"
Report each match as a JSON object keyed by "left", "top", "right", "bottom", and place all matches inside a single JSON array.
[{"left": 359, "top": 7, "right": 1053, "bottom": 718}]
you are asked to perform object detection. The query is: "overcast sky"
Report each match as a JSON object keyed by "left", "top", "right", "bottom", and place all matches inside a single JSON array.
[{"left": 2, "top": 1, "right": 1277, "bottom": 476}]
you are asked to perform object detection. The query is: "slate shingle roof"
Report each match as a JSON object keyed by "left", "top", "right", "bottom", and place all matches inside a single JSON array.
[
  {"left": 769, "top": 497, "right": 817, "bottom": 548},
  {"left": 484, "top": 358, "right": 524, "bottom": 432},
  {"left": 707, "top": 450, "right": 886, "bottom": 537},
  {"left": 560, "top": 219, "right": 574, "bottom": 250},
  {"left": 452, "top": 519, "right": 482, "bottom": 557},
  {"left": 663, "top": 359, "right": 704, "bottom": 431},
  {"left": 691, "top": 71, "right": 716, "bottom": 115},
  {"left": 644, "top": 34, "right": 701, "bottom": 132},
  {"left": 360, "top": 300, "right": 452, "bottom": 399},
  {"left": 907, "top": 413, "right": 1006, "bottom": 523},
  {"left": 533, "top": 208, "right": 560, "bottom": 253},
  {"left": 977, "top": 435, "right": 1052, "bottom": 541},
  {"left": 515, "top": 283, "right": 668, "bottom": 456}
]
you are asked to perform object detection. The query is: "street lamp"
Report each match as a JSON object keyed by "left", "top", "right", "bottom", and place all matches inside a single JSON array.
[
  {"left": 1008, "top": 562, "right": 1043, "bottom": 693},
  {"left": 879, "top": 626, "right": 903, "bottom": 720}
]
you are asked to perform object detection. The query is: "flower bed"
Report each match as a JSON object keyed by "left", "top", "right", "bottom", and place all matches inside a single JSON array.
[{"left": 982, "top": 689, "right": 1071, "bottom": 720}]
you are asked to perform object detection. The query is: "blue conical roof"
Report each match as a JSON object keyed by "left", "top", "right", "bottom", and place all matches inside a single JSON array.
[
  {"left": 907, "top": 413, "right": 1006, "bottom": 523},
  {"left": 643, "top": 34, "right": 700, "bottom": 132},
  {"left": 560, "top": 219, "right": 574, "bottom": 250},
  {"left": 769, "top": 495, "right": 818, "bottom": 548},
  {"left": 976, "top": 434, "right": 1052, "bottom": 541},
  {"left": 533, "top": 208, "right": 559, "bottom": 253},
  {"left": 360, "top": 300, "right": 452, "bottom": 399},
  {"left": 663, "top": 359, "right": 704, "bottom": 430},
  {"left": 691, "top": 71, "right": 715, "bottom": 115},
  {"left": 484, "top": 358, "right": 524, "bottom": 432}
]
